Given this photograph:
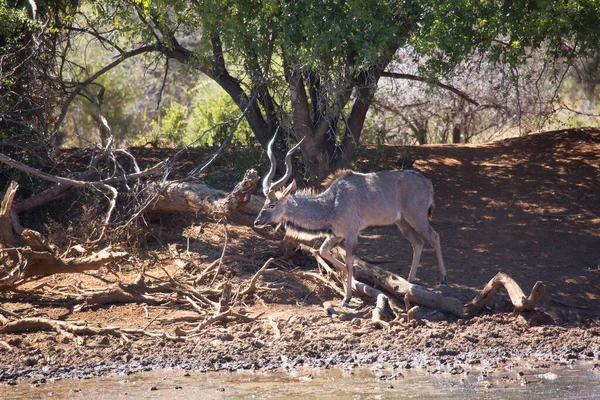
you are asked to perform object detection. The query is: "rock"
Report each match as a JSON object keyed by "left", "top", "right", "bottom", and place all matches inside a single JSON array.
[{"left": 97, "top": 336, "right": 110, "bottom": 346}]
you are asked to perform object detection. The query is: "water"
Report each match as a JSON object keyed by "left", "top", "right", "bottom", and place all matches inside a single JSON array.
[{"left": 3, "top": 362, "right": 600, "bottom": 399}]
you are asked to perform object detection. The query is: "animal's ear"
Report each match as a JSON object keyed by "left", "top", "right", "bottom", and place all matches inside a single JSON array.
[{"left": 281, "top": 180, "right": 297, "bottom": 197}]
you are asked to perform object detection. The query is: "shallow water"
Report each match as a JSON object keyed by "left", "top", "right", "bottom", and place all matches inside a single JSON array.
[{"left": 3, "top": 362, "right": 600, "bottom": 399}]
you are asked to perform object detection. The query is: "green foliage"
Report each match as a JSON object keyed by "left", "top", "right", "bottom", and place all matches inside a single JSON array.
[
  {"left": 412, "top": 0, "right": 600, "bottom": 75},
  {"left": 63, "top": 66, "right": 145, "bottom": 147},
  {"left": 186, "top": 81, "right": 254, "bottom": 147},
  {"left": 139, "top": 101, "right": 187, "bottom": 147},
  {"left": 279, "top": 0, "right": 404, "bottom": 71},
  {"left": 0, "top": 2, "right": 31, "bottom": 51},
  {"left": 132, "top": 80, "right": 254, "bottom": 148},
  {"left": 6, "top": 0, "right": 600, "bottom": 167},
  {"left": 89, "top": 0, "right": 409, "bottom": 117}
]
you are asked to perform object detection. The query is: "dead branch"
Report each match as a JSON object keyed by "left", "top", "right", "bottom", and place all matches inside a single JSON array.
[
  {"left": 185, "top": 296, "right": 208, "bottom": 315},
  {"left": 194, "top": 255, "right": 254, "bottom": 284},
  {"left": 380, "top": 71, "right": 480, "bottom": 106},
  {"left": 70, "top": 284, "right": 164, "bottom": 309},
  {"left": 389, "top": 295, "right": 420, "bottom": 326},
  {"left": 9, "top": 168, "right": 97, "bottom": 215},
  {"left": 0, "top": 223, "right": 129, "bottom": 291},
  {"left": 0, "top": 317, "right": 185, "bottom": 342},
  {"left": 464, "top": 272, "right": 546, "bottom": 316},
  {"left": 352, "top": 281, "right": 390, "bottom": 328},
  {"left": 183, "top": 308, "right": 236, "bottom": 334},
  {"left": 209, "top": 220, "right": 229, "bottom": 285},
  {"left": 292, "top": 270, "right": 347, "bottom": 298},
  {"left": 239, "top": 258, "right": 276, "bottom": 297},
  {"left": 18, "top": 237, "right": 128, "bottom": 278},
  {"left": 0, "top": 153, "right": 165, "bottom": 225},
  {"left": 0, "top": 181, "right": 20, "bottom": 249}
]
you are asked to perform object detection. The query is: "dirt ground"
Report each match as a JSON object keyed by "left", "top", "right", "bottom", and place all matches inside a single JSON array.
[{"left": 1, "top": 128, "right": 600, "bottom": 384}]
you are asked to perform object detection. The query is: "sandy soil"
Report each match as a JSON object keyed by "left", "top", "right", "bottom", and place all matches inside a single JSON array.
[{"left": 1, "top": 128, "right": 599, "bottom": 384}]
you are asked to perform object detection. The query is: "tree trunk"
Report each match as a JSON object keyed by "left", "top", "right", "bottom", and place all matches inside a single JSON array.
[{"left": 452, "top": 126, "right": 461, "bottom": 143}]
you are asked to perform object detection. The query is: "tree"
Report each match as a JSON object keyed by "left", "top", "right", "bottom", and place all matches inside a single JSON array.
[
  {"left": 20, "top": 0, "right": 600, "bottom": 182},
  {"left": 0, "top": 0, "right": 76, "bottom": 146},
  {"left": 71, "top": 0, "right": 407, "bottom": 182},
  {"left": 373, "top": 49, "right": 568, "bottom": 145}
]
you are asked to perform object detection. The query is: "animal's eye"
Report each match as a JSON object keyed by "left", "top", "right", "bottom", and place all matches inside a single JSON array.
[{"left": 268, "top": 204, "right": 276, "bottom": 209}]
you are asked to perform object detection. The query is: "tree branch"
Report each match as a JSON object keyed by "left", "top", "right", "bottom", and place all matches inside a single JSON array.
[
  {"left": 0, "top": 153, "right": 164, "bottom": 189},
  {"left": 381, "top": 71, "right": 480, "bottom": 106},
  {"left": 53, "top": 45, "right": 158, "bottom": 135}
]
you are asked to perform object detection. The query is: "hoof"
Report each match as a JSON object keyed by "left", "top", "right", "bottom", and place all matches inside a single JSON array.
[
  {"left": 440, "top": 277, "right": 448, "bottom": 288},
  {"left": 341, "top": 298, "right": 351, "bottom": 308}
]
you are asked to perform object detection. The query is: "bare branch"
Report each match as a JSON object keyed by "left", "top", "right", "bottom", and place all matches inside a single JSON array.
[
  {"left": 53, "top": 45, "right": 158, "bottom": 135},
  {"left": 0, "top": 153, "right": 164, "bottom": 189},
  {"left": 156, "top": 58, "right": 170, "bottom": 110},
  {"left": 381, "top": 71, "right": 480, "bottom": 106}
]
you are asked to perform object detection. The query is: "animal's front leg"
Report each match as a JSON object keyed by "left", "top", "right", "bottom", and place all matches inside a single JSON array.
[{"left": 318, "top": 236, "right": 345, "bottom": 271}]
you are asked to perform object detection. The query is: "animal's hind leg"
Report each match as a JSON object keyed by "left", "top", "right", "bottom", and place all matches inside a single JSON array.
[
  {"left": 396, "top": 219, "right": 424, "bottom": 283},
  {"left": 341, "top": 236, "right": 358, "bottom": 308},
  {"left": 415, "top": 222, "right": 447, "bottom": 285}
]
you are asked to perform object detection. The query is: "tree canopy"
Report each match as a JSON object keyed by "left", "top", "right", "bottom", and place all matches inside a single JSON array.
[{"left": 2, "top": 0, "right": 600, "bottom": 182}]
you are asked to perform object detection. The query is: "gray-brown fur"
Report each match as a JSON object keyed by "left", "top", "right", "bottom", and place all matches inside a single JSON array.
[
  {"left": 321, "top": 169, "right": 354, "bottom": 188},
  {"left": 255, "top": 134, "right": 447, "bottom": 307}
]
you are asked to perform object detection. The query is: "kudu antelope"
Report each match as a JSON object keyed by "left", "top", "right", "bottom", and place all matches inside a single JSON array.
[{"left": 254, "top": 134, "right": 447, "bottom": 307}]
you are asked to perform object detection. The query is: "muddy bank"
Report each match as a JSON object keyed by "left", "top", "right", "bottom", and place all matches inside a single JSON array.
[{"left": 2, "top": 310, "right": 600, "bottom": 384}]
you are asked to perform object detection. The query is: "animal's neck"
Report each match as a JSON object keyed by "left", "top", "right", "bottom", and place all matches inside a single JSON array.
[{"left": 284, "top": 193, "right": 333, "bottom": 231}]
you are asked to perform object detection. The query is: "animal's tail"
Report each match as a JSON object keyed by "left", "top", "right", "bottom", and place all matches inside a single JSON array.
[{"left": 428, "top": 203, "right": 434, "bottom": 221}]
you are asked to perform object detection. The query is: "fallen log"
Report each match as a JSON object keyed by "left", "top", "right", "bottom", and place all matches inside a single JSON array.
[
  {"left": 464, "top": 272, "right": 546, "bottom": 316},
  {"left": 300, "top": 242, "right": 545, "bottom": 318},
  {"left": 333, "top": 247, "right": 466, "bottom": 317},
  {"left": 298, "top": 243, "right": 464, "bottom": 317},
  {"left": 147, "top": 169, "right": 263, "bottom": 219}
]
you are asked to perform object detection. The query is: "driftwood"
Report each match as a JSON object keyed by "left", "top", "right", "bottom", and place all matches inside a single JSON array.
[
  {"left": 293, "top": 231, "right": 543, "bottom": 319},
  {"left": 336, "top": 247, "right": 466, "bottom": 317},
  {"left": 0, "top": 239, "right": 128, "bottom": 290},
  {"left": 464, "top": 272, "right": 546, "bottom": 316},
  {"left": 337, "top": 248, "right": 545, "bottom": 318},
  {"left": 19, "top": 230, "right": 128, "bottom": 277}
]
